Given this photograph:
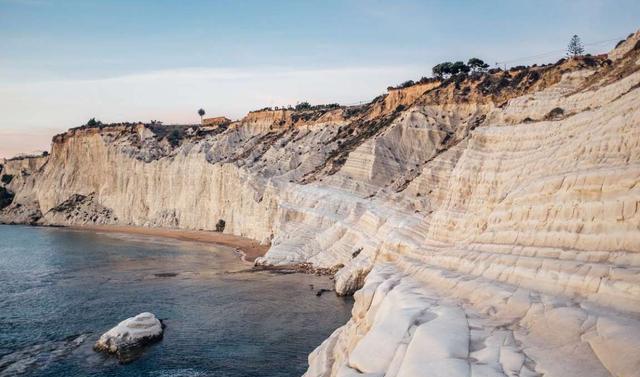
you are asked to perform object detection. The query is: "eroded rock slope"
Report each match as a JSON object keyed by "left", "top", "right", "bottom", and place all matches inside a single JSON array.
[{"left": 2, "top": 31, "right": 640, "bottom": 377}]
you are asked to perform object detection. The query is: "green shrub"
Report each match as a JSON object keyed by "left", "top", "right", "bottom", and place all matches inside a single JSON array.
[
  {"left": 86, "top": 118, "right": 102, "bottom": 127},
  {"left": 544, "top": 107, "right": 565, "bottom": 120},
  {"left": 399, "top": 80, "right": 415, "bottom": 88}
]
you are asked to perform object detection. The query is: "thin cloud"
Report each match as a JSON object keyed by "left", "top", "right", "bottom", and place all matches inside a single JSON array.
[{"left": 3, "top": 65, "right": 420, "bottom": 87}]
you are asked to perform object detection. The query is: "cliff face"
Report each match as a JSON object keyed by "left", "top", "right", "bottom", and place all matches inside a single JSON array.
[{"left": 3, "top": 32, "right": 640, "bottom": 377}]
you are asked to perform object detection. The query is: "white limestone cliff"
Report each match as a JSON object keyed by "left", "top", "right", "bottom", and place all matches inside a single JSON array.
[{"left": 2, "top": 31, "right": 640, "bottom": 377}]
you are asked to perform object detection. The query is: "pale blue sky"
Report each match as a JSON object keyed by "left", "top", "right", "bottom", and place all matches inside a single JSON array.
[{"left": 1, "top": 0, "right": 639, "bottom": 157}]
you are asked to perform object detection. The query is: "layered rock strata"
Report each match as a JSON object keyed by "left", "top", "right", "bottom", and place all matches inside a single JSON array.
[{"left": 3, "top": 31, "right": 640, "bottom": 377}]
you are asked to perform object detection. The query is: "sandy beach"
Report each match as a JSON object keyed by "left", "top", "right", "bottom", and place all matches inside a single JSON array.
[{"left": 69, "top": 224, "right": 270, "bottom": 262}]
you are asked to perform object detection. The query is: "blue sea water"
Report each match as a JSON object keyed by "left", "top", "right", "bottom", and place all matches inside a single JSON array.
[{"left": 0, "top": 225, "right": 353, "bottom": 377}]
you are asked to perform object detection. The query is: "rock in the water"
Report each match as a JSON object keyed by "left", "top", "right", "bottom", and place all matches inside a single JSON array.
[{"left": 94, "top": 312, "right": 163, "bottom": 361}]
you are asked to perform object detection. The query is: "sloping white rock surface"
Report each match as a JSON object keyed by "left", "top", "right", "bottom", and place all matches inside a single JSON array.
[{"left": 3, "top": 30, "right": 640, "bottom": 377}]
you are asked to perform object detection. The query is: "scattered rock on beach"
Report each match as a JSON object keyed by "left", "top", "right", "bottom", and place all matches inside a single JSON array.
[
  {"left": 316, "top": 288, "right": 334, "bottom": 297},
  {"left": 94, "top": 312, "right": 164, "bottom": 362}
]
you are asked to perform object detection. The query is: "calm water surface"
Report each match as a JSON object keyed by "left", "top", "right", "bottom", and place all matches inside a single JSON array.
[{"left": 0, "top": 225, "right": 353, "bottom": 377}]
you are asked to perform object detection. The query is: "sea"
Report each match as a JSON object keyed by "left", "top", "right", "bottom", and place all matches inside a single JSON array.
[{"left": 0, "top": 225, "right": 353, "bottom": 377}]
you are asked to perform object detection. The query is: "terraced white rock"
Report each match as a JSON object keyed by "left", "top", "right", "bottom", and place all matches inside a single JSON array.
[{"left": 3, "top": 30, "right": 640, "bottom": 377}]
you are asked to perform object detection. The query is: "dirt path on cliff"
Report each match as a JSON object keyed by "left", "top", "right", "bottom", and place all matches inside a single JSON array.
[{"left": 68, "top": 225, "right": 269, "bottom": 262}]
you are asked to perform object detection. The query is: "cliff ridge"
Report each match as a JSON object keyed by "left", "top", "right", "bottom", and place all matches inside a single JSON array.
[{"left": 2, "top": 31, "right": 640, "bottom": 377}]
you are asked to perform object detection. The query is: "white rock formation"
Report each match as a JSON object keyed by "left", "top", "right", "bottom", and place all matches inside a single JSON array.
[
  {"left": 94, "top": 312, "right": 164, "bottom": 357},
  {"left": 3, "top": 30, "right": 640, "bottom": 377}
]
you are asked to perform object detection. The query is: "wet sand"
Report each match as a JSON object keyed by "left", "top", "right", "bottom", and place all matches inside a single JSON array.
[{"left": 68, "top": 224, "right": 270, "bottom": 262}]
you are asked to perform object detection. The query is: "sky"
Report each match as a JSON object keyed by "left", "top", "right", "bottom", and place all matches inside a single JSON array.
[{"left": 1, "top": 0, "right": 639, "bottom": 158}]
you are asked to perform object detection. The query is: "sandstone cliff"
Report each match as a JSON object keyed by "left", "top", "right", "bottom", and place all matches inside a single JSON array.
[{"left": 2, "top": 31, "right": 640, "bottom": 377}]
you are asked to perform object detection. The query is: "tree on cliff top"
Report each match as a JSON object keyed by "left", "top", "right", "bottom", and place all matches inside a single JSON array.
[
  {"left": 451, "top": 61, "right": 470, "bottom": 75},
  {"left": 467, "top": 58, "right": 489, "bottom": 73},
  {"left": 432, "top": 62, "right": 452, "bottom": 78},
  {"left": 86, "top": 118, "right": 102, "bottom": 127},
  {"left": 295, "top": 102, "right": 311, "bottom": 111},
  {"left": 567, "top": 35, "right": 585, "bottom": 56},
  {"left": 432, "top": 61, "right": 471, "bottom": 79},
  {"left": 198, "top": 108, "right": 205, "bottom": 122}
]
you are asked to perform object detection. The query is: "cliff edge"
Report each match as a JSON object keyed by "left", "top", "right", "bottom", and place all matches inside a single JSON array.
[{"left": 2, "top": 31, "right": 640, "bottom": 377}]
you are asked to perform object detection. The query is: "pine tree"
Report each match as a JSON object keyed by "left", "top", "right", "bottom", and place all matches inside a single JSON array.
[
  {"left": 467, "top": 58, "right": 489, "bottom": 73},
  {"left": 567, "top": 35, "right": 585, "bottom": 57}
]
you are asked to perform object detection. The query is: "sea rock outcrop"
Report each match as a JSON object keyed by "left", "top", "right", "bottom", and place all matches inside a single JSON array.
[
  {"left": 94, "top": 312, "right": 164, "bottom": 361},
  {"left": 3, "top": 30, "right": 640, "bottom": 377}
]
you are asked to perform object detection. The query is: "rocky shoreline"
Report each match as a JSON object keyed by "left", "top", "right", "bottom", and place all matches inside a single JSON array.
[
  {"left": 249, "top": 262, "right": 344, "bottom": 276},
  {"left": 2, "top": 31, "right": 640, "bottom": 377}
]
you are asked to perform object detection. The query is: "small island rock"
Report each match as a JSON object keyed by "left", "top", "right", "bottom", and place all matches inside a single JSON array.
[{"left": 94, "top": 312, "right": 163, "bottom": 360}]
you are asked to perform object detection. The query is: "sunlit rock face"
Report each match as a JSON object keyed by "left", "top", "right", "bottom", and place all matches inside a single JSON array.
[{"left": 3, "top": 31, "right": 640, "bottom": 377}]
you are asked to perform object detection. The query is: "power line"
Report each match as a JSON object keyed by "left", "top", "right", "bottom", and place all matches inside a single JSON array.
[
  {"left": 343, "top": 100, "right": 371, "bottom": 106},
  {"left": 494, "top": 36, "right": 624, "bottom": 67}
]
